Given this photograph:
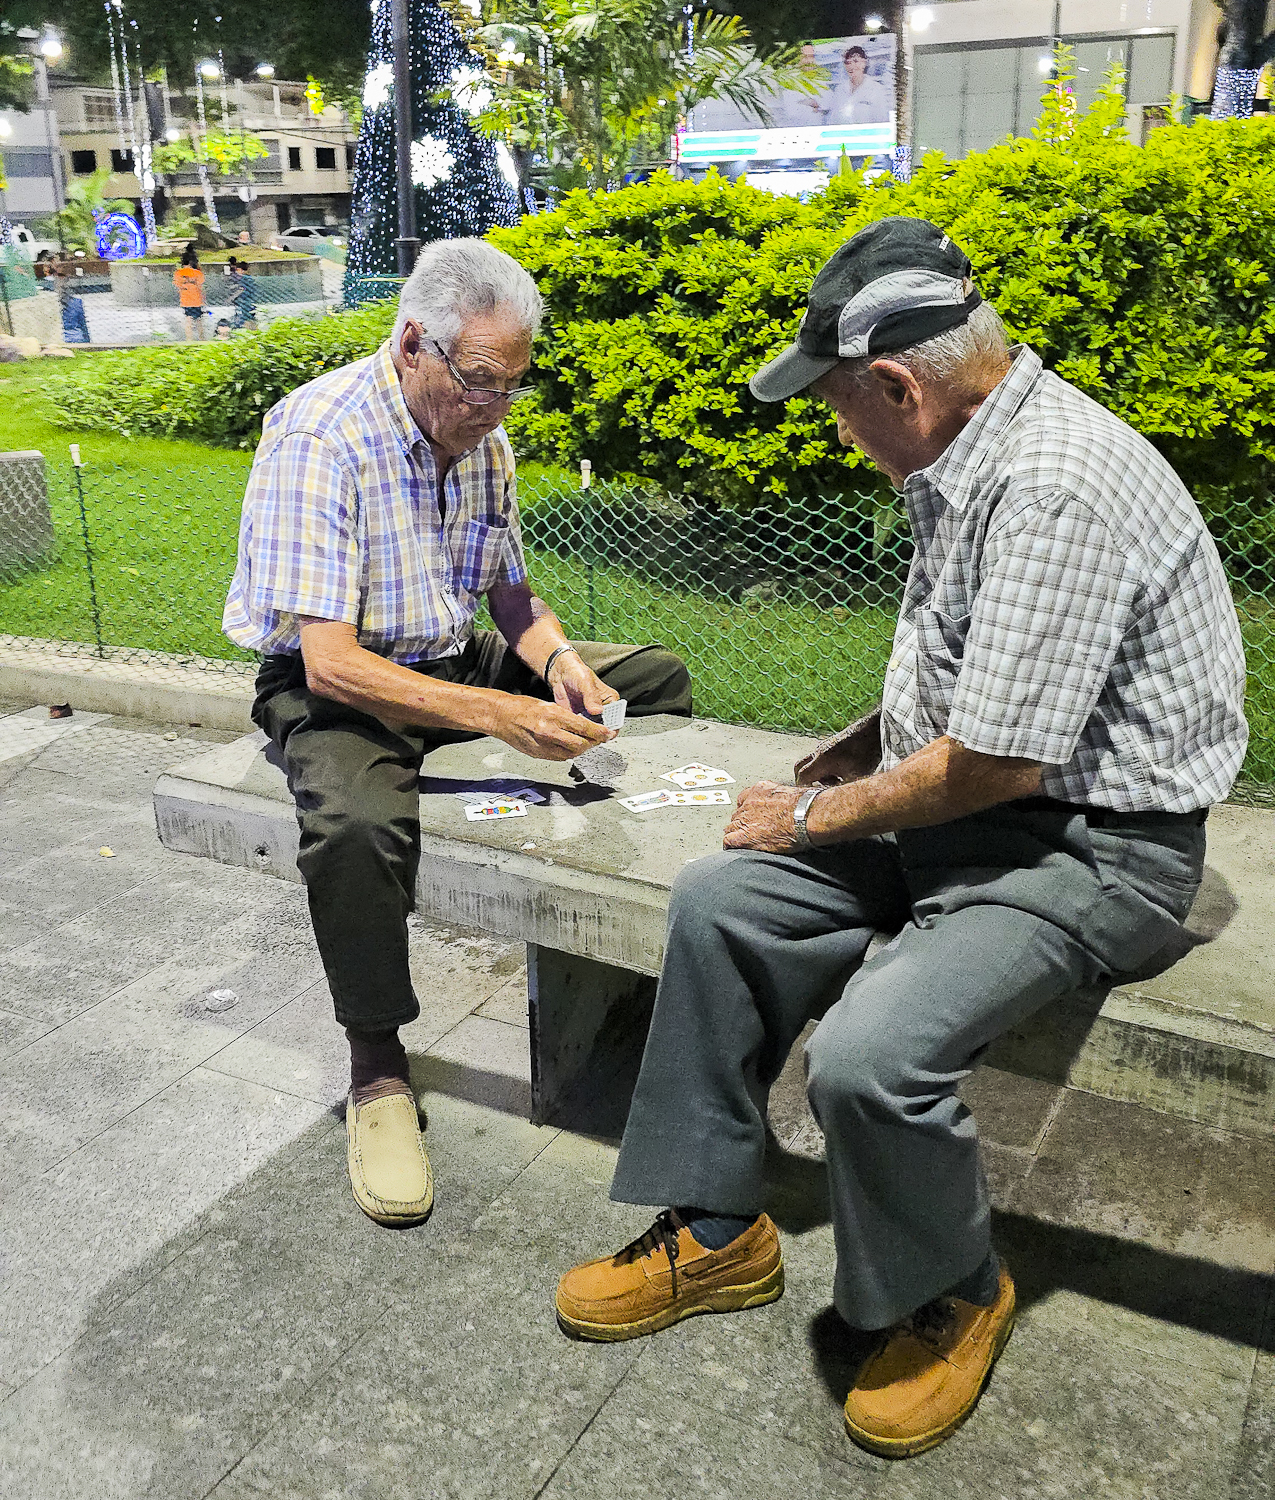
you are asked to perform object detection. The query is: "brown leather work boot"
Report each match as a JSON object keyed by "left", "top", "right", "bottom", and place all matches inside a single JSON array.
[
  {"left": 556, "top": 1210, "right": 784, "bottom": 1341},
  {"left": 843, "top": 1265, "right": 1016, "bottom": 1458}
]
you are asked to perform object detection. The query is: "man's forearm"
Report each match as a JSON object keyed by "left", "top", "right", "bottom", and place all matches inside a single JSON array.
[
  {"left": 805, "top": 735, "right": 1042, "bottom": 845},
  {"left": 300, "top": 626, "right": 505, "bottom": 733},
  {"left": 487, "top": 584, "right": 568, "bottom": 678}
]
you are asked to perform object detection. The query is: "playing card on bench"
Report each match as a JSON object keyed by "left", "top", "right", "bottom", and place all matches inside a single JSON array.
[
  {"left": 618, "top": 789, "right": 674, "bottom": 813},
  {"left": 668, "top": 789, "right": 732, "bottom": 806},
  {"left": 661, "top": 763, "right": 735, "bottom": 789},
  {"left": 465, "top": 800, "right": 527, "bottom": 821}
]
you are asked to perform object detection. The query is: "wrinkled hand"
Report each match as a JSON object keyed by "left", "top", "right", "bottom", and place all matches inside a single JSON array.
[
  {"left": 722, "top": 780, "right": 805, "bottom": 852},
  {"left": 491, "top": 694, "right": 614, "bottom": 761},
  {"left": 549, "top": 654, "right": 618, "bottom": 721}
]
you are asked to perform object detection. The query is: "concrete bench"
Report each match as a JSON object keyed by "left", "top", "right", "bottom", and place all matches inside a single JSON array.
[{"left": 152, "top": 714, "right": 1275, "bottom": 1137}]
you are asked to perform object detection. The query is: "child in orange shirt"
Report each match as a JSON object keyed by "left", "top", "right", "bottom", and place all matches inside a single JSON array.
[{"left": 173, "top": 246, "right": 206, "bottom": 340}]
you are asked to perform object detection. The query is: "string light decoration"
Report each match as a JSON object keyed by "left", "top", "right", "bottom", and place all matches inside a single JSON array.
[
  {"left": 344, "top": 0, "right": 519, "bottom": 297},
  {"left": 93, "top": 208, "right": 146, "bottom": 259},
  {"left": 1211, "top": 68, "right": 1262, "bottom": 119}
]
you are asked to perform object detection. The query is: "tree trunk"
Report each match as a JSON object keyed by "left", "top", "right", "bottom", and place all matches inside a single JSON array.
[
  {"left": 1211, "top": 0, "right": 1270, "bottom": 118},
  {"left": 890, "top": 0, "right": 911, "bottom": 178}
]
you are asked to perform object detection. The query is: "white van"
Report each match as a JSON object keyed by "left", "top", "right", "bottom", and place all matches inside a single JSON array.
[{"left": 4, "top": 226, "right": 60, "bottom": 259}]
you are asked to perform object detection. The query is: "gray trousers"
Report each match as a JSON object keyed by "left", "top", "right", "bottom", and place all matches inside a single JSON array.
[{"left": 610, "top": 799, "right": 1206, "bottom": 1330}]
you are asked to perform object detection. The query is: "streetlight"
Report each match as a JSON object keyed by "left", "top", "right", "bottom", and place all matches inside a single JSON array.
[
  {"left": 199, "top": 59, "right": 221, "bottom": 80},
  {"left": 38, "top": 27, "right": 63, "bottom": 61},
  {"left": 254, "top": 62, "right": 275, "bottom": 79},
  {"left": 864, "top": 14, "right": 884, "bottom": 32},
  {"left": 0, "top": 118, "right": 12, "bottom": 139},
  {"left": 908, "top": 7, "right": 934, "bottom": 32},
  {"left": 165, "top": 125, "right": 181, "bottom": 142}
]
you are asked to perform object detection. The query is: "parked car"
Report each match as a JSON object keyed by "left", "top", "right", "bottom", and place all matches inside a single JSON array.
[{"left": 273, "top": 226, "right": 344, "bottom": 254}]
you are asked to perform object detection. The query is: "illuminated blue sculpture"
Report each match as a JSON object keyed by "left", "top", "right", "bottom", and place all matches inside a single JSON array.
[{"left": 93, "top": 210, "right": 146, "bottom": 261}]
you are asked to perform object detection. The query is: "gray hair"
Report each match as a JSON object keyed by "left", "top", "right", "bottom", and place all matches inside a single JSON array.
[
  {"left": 842, "top": 301, "right": 1010, "bottom": 390},
  {"left": 392, "top": 238, "right": 543, "bottom": 354}
]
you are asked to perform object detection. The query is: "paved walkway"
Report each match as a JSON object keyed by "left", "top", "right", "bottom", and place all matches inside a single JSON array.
[{"left": 0, "top": 701, "right": 1272, "bottom": 1500}]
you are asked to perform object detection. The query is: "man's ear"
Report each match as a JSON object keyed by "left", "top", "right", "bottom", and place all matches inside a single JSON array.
[
  {"left": 867, "top": 357, "right": 923, "bottom": 412},
  {"left": 398, "top": 319, "right": 423, "bottom": 366}
]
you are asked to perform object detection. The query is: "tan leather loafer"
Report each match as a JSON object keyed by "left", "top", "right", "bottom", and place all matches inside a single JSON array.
[
  {"left": 345, "top": 1091, "right": 434, "bottom": 1227},
  {"left": 556, "top": 1210, "right": 783, "bottom": 1341},
  {"left": 843, "top": 1265, "right": 1016, "bottom": 1458}
]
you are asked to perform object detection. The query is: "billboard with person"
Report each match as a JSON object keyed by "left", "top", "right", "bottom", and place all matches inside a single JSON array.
[{"left": 678, "top": 33, "right": 896, "bottom": 167}]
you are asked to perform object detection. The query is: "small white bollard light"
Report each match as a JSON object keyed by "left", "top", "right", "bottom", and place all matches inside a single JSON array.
[{"left": 579, "top": 458, "right": 592, "bottom": 490}]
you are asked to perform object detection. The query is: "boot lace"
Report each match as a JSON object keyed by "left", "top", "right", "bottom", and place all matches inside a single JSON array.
[
  {"left": 903, "top": 1296, "right": 959, "bottom": 1352},
  {"left": 621, "top": 1208, "right": 686, "bottom": 1298}
]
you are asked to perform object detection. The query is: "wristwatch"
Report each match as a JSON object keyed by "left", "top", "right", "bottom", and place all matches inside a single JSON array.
[{"left": 792, "top": 785, "right": 828, "bottom": 849}]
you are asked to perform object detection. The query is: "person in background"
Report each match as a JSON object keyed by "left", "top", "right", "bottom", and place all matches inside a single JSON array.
[
  {"left": 237, "top": 229, "right": 252, "bottom": 247},
  {"left": 174, "top": 246, "right": 206, "bottom": 340},
  {"left": 227, "top": 256, "right": 258, "bottom": 331}
]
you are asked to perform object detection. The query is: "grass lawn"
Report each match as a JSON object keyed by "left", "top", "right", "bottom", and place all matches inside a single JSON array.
[{"left": 3, "top": 353, "right": 1275, "bottom": 776}]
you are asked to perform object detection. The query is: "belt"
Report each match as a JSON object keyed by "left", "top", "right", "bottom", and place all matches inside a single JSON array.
[{"left": 1016, "top": 796, "right": 1208, "bottom": 828}]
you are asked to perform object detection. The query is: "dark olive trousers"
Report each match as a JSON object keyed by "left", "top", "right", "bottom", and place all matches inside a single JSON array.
[{"left": 253, "top": 633, "right": 692, "bottom": 1030}]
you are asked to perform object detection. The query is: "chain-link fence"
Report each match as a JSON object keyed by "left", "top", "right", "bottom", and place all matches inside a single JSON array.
[{"left": 1, "top": 450, "right": 1273, "bottom": 794}]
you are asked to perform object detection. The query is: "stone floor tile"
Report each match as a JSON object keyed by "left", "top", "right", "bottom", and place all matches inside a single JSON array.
[
  {"left": 874, "top": 1314, "right": 1248, "bottom": 1500},
  {"left": 0, "top": 1005, "right": 52, "bottom": 1061},
  {"left": 0, "top": 1221, "right": 390, "bottom": 1500},
  {"left": 1017, "top": 1091, "right": 1275, "bottom": 1271},
  {"left": 1230, "top": 1314, "right": 1275, "bottom": 1500},
  {"left": 994, "top": 1206, "right": 1272, "bottom": 1382},
  {"left": 474, "top": 972, "right": 530, "bottom": 1028},
  {"left": 421, "top": 1015, "right": 534, "bottom": 1118},
  {"left": 0, "top": 1067, "right": 328, "bottom": 1384},
  {"left": 536, "top": 1380, "right": 889, "bottom": 1500},
  {"left": 201, "top": 1128, "right": 650, "bottom": 1500},
  {"left": 959, "top": 1066, "right": 1063, "bottom": 1153}
]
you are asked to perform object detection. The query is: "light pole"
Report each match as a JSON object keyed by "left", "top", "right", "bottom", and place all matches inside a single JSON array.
[
  {"left": 391, "top": 0, "right": 418, "bottom": 274},
  {"left": 31, "top": 30, "right": 67, "bottom": 254}
]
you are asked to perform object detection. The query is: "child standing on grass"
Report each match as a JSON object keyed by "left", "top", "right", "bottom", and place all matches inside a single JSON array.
[{"left": 174, "top": 246, "right": 206, "bottom": 340}]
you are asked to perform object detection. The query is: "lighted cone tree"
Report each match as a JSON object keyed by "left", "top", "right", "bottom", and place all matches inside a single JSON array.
[{"left": 345, "top": 0, "right": 519, "bottom": 294}]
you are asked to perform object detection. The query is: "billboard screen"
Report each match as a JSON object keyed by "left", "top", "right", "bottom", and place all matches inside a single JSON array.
[{"left": 677, "top": 34, "right": 896, "bottom": 165}]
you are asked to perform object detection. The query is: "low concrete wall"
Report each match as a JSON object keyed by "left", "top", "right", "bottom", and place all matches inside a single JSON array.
[
  {"left": 0, "top": 290, "right": 62, "bottom": 344},
  {"left": 110, "top": 256, "right": 323, "bottom": 308}
]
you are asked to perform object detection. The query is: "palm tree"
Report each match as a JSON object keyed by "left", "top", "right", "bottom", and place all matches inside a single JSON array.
[
  {"left": 50, "top": 168, "right": 136, "bottom": 255},
  {"left": 474, "top": 0, "right": 817, "bottom": 194},
  {"left": 1211, "top": 0, "right": 1275, "bottom": 118}
]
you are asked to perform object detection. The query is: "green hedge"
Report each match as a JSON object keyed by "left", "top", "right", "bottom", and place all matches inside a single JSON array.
[
  {"left": 41, "top": 110, "right": 1275, "bottom": 531},
  {"left": 40, "top": 302, "right": 395, "bottom": 449},
  {"left": 492, "top": 116, "right": 1275, "bottom": 513}
]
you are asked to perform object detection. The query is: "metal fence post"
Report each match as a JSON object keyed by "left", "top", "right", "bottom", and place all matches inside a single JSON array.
[
  {"left": 0, "top": 265, "right": 11, "bottom": 338},
  {"left": 580, "top": 458, "right": 596, "bottom": 639},
  {"left": 69, "top": 444, "right": 105, "bottom": 658}
]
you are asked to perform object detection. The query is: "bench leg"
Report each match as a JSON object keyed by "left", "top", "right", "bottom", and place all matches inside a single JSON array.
[{"left": 527, "top": 944, "right": 656, "bottom": 1127}]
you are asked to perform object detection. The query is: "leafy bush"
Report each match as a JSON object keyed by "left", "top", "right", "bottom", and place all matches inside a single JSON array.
[
  {"left": 491, "top": 109, "right": 1275, "bottom": 515},
  {"left": 42, "top": 102, "right": 1275, "bottom": 531},
  {"left": 41, "top": 302, "right": 395, "bottom": 448}
]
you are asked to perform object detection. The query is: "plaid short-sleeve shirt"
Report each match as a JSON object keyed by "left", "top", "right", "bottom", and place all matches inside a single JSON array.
[
  {"left": 879, "top": 346, "right": 1248, "bottom": 811},
  {"left": 223, "top": 341, "right": 527, "bottom": 663}
]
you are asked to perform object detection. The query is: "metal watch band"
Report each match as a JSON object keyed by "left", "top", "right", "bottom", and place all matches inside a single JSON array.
[
  {"left": 541, "top": 643, "right": 579, "bottom": 681},
  {"left": 791, "top": 785, "right": 827, "bottom": 849}
]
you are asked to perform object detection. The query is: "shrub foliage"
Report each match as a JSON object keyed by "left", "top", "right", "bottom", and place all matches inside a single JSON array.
[{"left": 42, "top": 106, "right": 1275, "bottom": 541}]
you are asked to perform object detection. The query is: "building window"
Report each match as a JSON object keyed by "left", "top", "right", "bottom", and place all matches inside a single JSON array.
[
  {"left": 345, "top": 143, "right": 356, "bottom": 170},
  {"left": 110, "top": 147, "right": 135, "bottom": 173},
  {"left": 70, "top": 149, "right": 98, "bottom": 175},
  {"left": 288, "top": 145, "right": 302, "bottom": 170},
  {"left": 315, "top": 146, "right": 337, "bottom": 170},
  {"left": 913, "top": 31, "right": 1176, "bottom": 161},
  {"left": 82, "top": 93, "right": 118, "bottom": 129}
]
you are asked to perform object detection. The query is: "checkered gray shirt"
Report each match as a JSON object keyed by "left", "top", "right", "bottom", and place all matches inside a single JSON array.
[{"left": 878, "top": 346, "right": 1248, "bottom": 811}]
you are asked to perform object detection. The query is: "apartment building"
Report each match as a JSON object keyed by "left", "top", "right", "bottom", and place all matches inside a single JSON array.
[
  {"left": 905, "top": 0, "right": 1233, "bottom": 158},
  {"left": 3, "top": 74, "right": 357, "bottom": 242}
]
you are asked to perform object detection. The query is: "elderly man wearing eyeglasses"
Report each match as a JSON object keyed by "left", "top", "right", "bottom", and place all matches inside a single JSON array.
[{"left": 223, "top": 238, "right": 691, "bottom": 1227}]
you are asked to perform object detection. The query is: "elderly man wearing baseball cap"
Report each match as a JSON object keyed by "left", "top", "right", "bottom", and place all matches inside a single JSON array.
[{"left": 553, "top": 217, "right": 1247, "bottom": 1455}]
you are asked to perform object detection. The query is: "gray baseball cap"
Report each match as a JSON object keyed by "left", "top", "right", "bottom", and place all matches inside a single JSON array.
[{"left": 750, "top": 216, "right": 983, "bottom": 403}]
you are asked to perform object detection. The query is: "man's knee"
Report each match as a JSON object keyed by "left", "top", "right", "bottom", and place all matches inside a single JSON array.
[
  {"left": 668, "top": 850, "right": 761, "bottom": 936},
  {"left": 805, "top": 1004, "right": 914, "bottom": 1120},
  {"left": 626, "top": 646, "right": 692, "bottom": 717},
  {"left": 297, "top": 798, "right": 414, "bottom": 883}
]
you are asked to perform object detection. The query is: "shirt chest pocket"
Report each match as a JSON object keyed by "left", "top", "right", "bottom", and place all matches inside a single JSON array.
[
  {"left": 453, "top": 515, "right": 511, "bottom": 597},
  {"left": 912, "top": 606, "right": 971, "bottom": 740}
]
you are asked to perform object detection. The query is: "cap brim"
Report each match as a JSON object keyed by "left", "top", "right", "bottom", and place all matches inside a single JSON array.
[{"left": 749, "top": 343, "right": 839, "bottom": 403}]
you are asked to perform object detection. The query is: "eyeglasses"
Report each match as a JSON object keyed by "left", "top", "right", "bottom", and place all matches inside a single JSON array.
[{"left": 431, "top": 339, "right": 534, "bottom": 407}]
